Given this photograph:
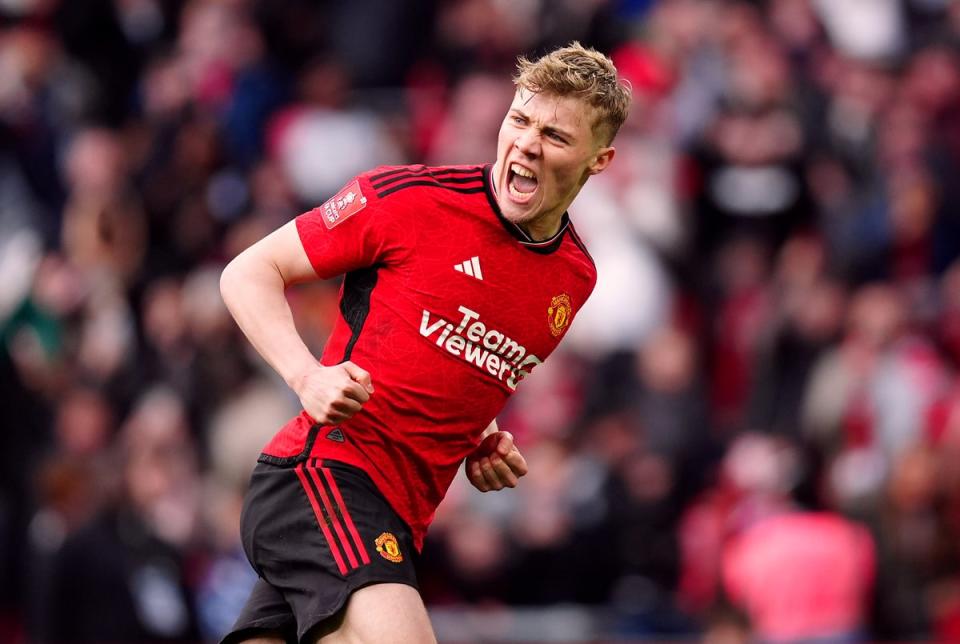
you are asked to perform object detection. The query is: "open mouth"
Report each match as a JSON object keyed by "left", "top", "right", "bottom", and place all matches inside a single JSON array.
[{"left": 507, "top": 162, "right": 538, "bottom": 200}]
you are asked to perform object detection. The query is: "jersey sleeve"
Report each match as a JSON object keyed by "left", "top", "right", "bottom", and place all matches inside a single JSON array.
[{"left": 295, "top": 171, "right": 401, "bottom": 279}]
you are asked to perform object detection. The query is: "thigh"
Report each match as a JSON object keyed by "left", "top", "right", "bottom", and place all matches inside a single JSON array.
[{"left": 311, "top": 583, "right": 436, "bottom": 644}]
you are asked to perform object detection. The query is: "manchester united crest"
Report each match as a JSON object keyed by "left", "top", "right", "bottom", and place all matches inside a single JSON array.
[
  {"left": 375, "top": 532, "right": 403, "bottom": 563},
  {"left": 548, "top": 294, "right": 573, "bottom": 337}
]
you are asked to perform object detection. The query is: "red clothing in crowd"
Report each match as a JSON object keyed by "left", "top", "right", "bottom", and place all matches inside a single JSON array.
[{"left": 723, "top": 512, "right": 876, "bottom": 641}]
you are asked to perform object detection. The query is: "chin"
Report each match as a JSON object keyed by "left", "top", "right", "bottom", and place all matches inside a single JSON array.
[
  {"left": 499, "top": 195, "right": 536, "bottom": 218},
  {"left": 501, "top": 206, "right": 534, "bottom": 227}
]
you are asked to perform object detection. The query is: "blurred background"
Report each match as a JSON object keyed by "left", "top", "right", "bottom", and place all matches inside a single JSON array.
[{"left": 3, "top": 0, "right": 960, "bottom": 642}]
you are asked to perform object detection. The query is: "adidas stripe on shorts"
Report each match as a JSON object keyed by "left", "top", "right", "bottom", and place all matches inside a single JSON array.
[{"left": 221, "top": 458, "right": 419, "bottom": 644}]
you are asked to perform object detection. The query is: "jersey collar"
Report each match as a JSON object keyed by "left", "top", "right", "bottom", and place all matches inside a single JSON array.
[{"left": 482, "top": 164, "right": 568, "bottom": 255}]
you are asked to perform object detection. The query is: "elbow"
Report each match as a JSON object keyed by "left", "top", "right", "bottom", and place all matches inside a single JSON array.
[
  {"left": 220, "top": 250, "right": 286, "bottom": 309},
  {"left": 219, "top": 256, "right": 243, "bottom": 308}
]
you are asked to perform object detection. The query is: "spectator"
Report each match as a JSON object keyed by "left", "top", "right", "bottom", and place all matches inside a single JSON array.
[
  {"left": 722, "top": 511, "right": 876, "bottom": 643},
  {"left": 42, "top": 387, "right": 202, "bottom": 643}
]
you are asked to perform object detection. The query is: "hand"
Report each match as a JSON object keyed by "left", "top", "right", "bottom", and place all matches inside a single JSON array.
[
  {"left": 466, "top": 431, "right": 528, "bottom": 492},
  {"left": 293, "top": 361, "right": 374, "bottom": 426}
]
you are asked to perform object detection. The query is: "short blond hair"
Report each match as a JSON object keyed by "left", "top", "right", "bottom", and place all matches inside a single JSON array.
[{"left": 514, "top": 41, "right": 631, "bottom": 145}]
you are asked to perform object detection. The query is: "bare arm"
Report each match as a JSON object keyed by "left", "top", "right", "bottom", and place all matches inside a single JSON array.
[{"left": 220, "top": 220, "right": 373, "bottom": 425}]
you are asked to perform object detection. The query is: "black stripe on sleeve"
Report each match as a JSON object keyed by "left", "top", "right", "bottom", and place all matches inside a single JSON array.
[
  {"left": 369, "top": 166, "right": 426, "bottom": 182},
  {"left": 375, "top": 181, "right": 486, "bottom": 199},
  {"left": 370, "top": 165, "right": 482, "bottom": 184},
  {"left": 373, "top": 173, "right": 484, "bottom": 190}
]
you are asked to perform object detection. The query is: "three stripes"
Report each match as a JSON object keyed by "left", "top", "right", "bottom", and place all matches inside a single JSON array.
[
  {"left": 454, "top": 256, "right": 483, "bottom": 280},
  {"left": 370, "top": 165, "right": 485, "bottom": 199},
  {"left": 295, "top": 458, "right": 370, "bottom": 575}
]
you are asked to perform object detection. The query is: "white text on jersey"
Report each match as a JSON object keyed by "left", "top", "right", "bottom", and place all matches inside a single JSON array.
[{"left": 419, "top": 306, "right": 541, "bottom": 390}]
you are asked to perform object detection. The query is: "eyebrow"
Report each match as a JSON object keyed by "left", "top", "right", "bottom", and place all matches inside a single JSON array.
[{"left": 509, "top": 108, "right": 575, "bottom": 141}]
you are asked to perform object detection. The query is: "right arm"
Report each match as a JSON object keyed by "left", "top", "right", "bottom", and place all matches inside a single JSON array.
[{"left": 219, "top": 220, "right": 374, "bottom": 425}]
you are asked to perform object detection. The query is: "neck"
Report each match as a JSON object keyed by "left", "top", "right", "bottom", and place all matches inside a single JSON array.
[{"left": 520, "top": 215, "right": 563, "bottom": 241}]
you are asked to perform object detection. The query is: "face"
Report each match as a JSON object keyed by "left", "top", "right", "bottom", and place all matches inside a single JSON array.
[{"left": 493, "top": 89, "right": 615, "bottom": 239}]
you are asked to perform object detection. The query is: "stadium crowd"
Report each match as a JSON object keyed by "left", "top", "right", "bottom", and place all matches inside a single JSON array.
[{"left": 3, "top": 0, "right": 960, "bottom": 641}]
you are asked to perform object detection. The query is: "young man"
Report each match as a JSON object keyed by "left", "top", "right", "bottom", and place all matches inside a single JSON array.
[{"left": 219, "top": 42, "right": 631, "bottom": 644}]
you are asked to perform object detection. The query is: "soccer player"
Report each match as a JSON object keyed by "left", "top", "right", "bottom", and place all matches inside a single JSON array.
[{"left": 219, "top": 42, "right": 631, "bottom": 644}]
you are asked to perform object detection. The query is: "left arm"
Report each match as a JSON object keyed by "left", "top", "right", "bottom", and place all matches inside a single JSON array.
[{"left": 465, "top": 419, "right": 528, "bottom": 492}]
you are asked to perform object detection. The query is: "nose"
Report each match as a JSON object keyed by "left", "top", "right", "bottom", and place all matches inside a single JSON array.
[{"left": 514, "top": 129, "right": 541, "bottom": 158}]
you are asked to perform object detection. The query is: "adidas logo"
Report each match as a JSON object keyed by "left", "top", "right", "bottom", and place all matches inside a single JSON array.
[
  {"left": 326, "top": 428, "right": 345, "bottom": 443},
  {"left": 454, "top": 256, "right": 484, "bottom": 280}
]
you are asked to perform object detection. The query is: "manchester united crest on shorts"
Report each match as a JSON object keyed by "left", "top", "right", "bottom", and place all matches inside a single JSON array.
[
  {"left": 548, "top": 293, "right": 572, "bottom": 337},
  {"left": 375, "top": 532, "right": 403, "bottom": 563}
]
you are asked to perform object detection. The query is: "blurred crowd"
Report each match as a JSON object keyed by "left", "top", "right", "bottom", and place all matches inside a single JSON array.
[{"left": 4, "top": 0, "right": 960, "bottom": 642}]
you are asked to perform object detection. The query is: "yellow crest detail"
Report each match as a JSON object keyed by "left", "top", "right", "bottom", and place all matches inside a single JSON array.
[
  {"left": 547, "top": 294, "right": 573, "bottom": 337},
  {"left": 375, "top": 532, "right": 403, "bottom": 563}
]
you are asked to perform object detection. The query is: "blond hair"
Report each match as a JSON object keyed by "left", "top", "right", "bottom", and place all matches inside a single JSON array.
[{"left": 514, "top": 41, "right": 631, "bottom": 145}]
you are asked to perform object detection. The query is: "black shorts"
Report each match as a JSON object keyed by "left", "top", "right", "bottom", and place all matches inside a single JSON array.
[{"left": 222, "top": 458, "right": 419, "bottom": 644}]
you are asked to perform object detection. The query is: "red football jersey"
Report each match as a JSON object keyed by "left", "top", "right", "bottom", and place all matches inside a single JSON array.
[{"left": 260, "top": 164, "right": 596, "bottom": 549}]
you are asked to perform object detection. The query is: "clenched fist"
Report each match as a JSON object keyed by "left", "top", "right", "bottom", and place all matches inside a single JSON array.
[
  {"left": 292, "top": 361, "right": 375, "bottom": 426},
  {"left": 466, "top": 430, "right": 528, "bottom": 492}
]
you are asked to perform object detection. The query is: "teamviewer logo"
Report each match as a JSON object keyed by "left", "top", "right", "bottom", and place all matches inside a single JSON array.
[{"left": 454, "top": 256, "right": 484, "bottom": 280}]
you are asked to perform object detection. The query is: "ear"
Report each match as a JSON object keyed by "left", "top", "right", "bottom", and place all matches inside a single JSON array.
[{"left": 587, "top": 146, "right": 615, "bottom": 176}]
